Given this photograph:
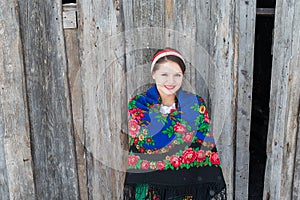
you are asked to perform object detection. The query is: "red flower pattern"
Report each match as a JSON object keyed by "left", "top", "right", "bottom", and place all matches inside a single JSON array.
[
  {"left": 181, "top": 148, "right": 197, "bottom": 164},
  {"left": 141, "top": 160, "right": 150, "bottom": 169},
  {"left": 128, "top": 119, "right": 140, "bottom": 138},
  {"left": 129, "top": 108, "right": 144, "bottom": 120},
  {"left": 133, "top": 138, "right": 139, "bottom": 144},
  {"left": 210, "top": 152, "right": 220, "bottom": 165},
  {"left": 182, "top": 132, "right": 194, "bottom": 143},
  {"left": 174, "top": 122, "right": 187, "bottom": 134},
  {"left": 157, "top": 161, "right": 166, "bottom": 170},
  {"left": 128, "top": 149, "right": 221, "bottom": 170},
  {"left": 204, "top": 111, "right": 210, "bottom": 123},
  {"left": 140, "top": 147, "right": 145, "bottom": 153},
  {"left": 170, "top": 155, "right": 181, "bottom": 168},
  {"left": 146, "top": 138, "right": 152, "bottom": 143},
  {"left": 196, "top": 150, "right": 206, "bottom": 162},
  {"left": 128, "top": 155, "right": 139, "bottom": 166}
]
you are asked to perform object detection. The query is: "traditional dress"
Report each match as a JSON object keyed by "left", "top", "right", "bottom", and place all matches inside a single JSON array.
[{"left": 124, "top": 84, "right": 226, "bottom": 200}]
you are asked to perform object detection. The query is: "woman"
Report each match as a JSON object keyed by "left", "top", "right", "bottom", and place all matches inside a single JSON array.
[{"left": 124, "top": 48, "right": 226, "bottom": 200}]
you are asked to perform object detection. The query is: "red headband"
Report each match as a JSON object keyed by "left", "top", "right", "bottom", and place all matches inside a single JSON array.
[{"left": 151, "top": 49, "right": 184, "bottom": 73}]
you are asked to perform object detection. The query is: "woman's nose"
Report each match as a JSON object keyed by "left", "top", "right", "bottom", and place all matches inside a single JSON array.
[{"left": 167, "top": 76, "right": 175, "bottom": 83}]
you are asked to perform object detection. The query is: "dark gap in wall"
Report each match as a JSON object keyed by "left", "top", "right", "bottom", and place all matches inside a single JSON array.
[
  {"left": 249, "top": 0, "right": 276, "bottom": 199},
  {"left": 257, "top": 0, "right": 276, "bottom": 8},
  {"left": 62, "top": 0, "right": 76, "bottom": 4}
]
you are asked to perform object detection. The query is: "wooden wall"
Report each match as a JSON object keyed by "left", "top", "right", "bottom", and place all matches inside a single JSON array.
[
  {"left": 0, "top": 0, "right": 299, "bottom": 200},
  {"left": 0, "top": 1, "right": 35, "bottom": 199},
  {"left": 263, "top": 0, "right": 300, "bottom": 199}
]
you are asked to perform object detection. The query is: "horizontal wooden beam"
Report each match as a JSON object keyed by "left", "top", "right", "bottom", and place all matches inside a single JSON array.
[{"left": 256, "top": 8, "right": 275, "bottom": 16}]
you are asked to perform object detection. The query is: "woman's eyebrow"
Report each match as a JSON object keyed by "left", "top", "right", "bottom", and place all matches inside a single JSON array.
[{"left": 159, "top": 71, "right": 182, "bottom": 73}]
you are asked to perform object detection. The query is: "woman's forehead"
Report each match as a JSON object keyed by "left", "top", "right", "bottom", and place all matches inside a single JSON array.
[{"left": 156, "top": 61, "right": 183, "bottom": 72}]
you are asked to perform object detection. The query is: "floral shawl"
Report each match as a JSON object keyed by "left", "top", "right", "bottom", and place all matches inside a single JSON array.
[{"left": 125, "top": 84, "right": 226, "bottom": 198}]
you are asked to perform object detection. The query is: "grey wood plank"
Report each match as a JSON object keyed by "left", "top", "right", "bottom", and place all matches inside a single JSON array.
[
  {"left": 263, "top": 0, "right": 300, "bottom": 199},
  {"left": 0, "top": 0, "right": 35, "bottom": 199},
  {"left": 234, "top": 0, "right": 256, "bottom": 199},
  {"left": 78, "top": 0, "right": 127, "bottom": 199},
  {"left": 18, "top": 0, "right": 79, "bottom": 199}
]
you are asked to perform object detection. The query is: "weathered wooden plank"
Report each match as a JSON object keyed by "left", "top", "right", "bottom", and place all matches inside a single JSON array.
[
  {"left": 78, "top": 0, "right": 127, "bottom": 199},
  {"left": 64, "top": 4, "right": 88, "bottom": 199},
  {"left": 293, "top": 111, "right": 300, "bottom": 199},
  {"left": 166, "top": 1, "right": 198, "bottom": 95},
  {"left": 0, "top": 1, "right": 35, "bottom": 199},
  {"left": 123, "top": 0, "right": 165, "bottom": 98},
  {"left": 0, "top": 104, "right": 10, "bottom": 200},
  {"left": 0, "top": 105, "right": 9, "bottom": 200},
  {"left": 293, "top": 130, "right": 300, "bottom": 199},
  {"left": 18, "top": 0, "right": 79, "bottom": 199},
  {"left": 208, "top": 1, "right": 237, "bottom": 199},
  {"left": 194, "top": 0, "right": 214, "bottom": 104},
  {"left": 263, "top": 0, "right": 300, "bottom": 199},
  {"left": 234, "top": 0, "right": 256, "bottom": 199},
  {"left": 291, "top": 3, "right": 300, "bottom": 197}
]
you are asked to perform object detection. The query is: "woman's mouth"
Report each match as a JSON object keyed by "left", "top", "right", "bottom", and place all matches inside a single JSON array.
[{"left": 164, "top": 85, "right": 176, "bottom": 90}]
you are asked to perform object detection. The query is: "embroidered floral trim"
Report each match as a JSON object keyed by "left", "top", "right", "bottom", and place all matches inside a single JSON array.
[
  {"left": 131, "top": 135, "right": 216, "bottom": 154},
  {"left": 128, "top": 147, "right": 221, "bottom": 171}
]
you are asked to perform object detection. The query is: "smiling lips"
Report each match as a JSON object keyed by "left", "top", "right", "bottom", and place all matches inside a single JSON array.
[{"left": 164, "top": 85, "right": 176, "bottom": 90}]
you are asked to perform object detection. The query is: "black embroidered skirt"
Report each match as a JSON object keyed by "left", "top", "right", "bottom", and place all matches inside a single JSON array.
[{"left": 124, "top": 167, "right": 226, "bottom": 200}]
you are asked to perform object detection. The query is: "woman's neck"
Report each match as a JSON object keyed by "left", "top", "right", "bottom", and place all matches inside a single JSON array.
[{"left": 160, "top": 93, "right": 176, "bottom": 106}]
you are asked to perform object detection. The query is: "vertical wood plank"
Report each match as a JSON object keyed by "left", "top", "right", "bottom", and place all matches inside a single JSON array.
[
  {"left": 209, "top": 2, "right": 237, "bottom": 199},
  {"left": 291, "top": 3, "right": 300, "bottom": 197},
  {"left": 167, "top": 1, "right": 198, "bottom": 95},
  {"left": 194, "top": 0, "right": 213, "bottom": 104},
  {"left": 78, "top": 0, "right": 127, "bottom": 199},
  {"left": 263, "top": 0, "right": 300, "bottom": 199},
  {"left": 18, "top": 0, "right": 79, "bottom": 199},
  {"left": 234, "top": 0, "right": 256, "bottom": 199},
  {"left": 0, "top": 1, "right": 35, "bottom": 199},
  {"left": 0, "top": 105, "right": 10, "bottom": 200},
  {"left": 123, "top": 0, "right": 165, "bottom": 98},
  {"left": 293, "top": 111, "right": 300, "bottom": 199},
  {"left": 63, "top": 4, "right": 88, "bottom": 200}
]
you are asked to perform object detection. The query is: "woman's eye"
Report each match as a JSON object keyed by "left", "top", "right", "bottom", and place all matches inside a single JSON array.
[
  {"left": 161, "top": 73, "right": 168, "bottom": 76},
  {"left": 175, "top": 74, "right": 182, "bottom": 77}
]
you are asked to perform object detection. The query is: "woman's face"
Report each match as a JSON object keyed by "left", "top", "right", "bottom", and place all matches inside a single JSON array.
[{"left": 152, "top": 60, "right": 183, "bottom": 96}]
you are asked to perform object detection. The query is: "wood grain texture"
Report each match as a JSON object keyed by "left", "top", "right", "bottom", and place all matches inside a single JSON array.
[
  {"left": 64, "top": 24, "right": 88, "bottom": 200},
  {"left": 123, "top": 0, "right": 165, "bottom": 98},
  {"left": 291, "top": 3, "right": 300, "bottom": 199},
  {"left": 234, "top": 0, "right": 256, "bottom": 199},
  {"left": 263, "top": 0, "right": 300, "bottom": 199},
  {"left": 0, "top": 1, "right": 35, "bottom": 199},
  {"left": 18, "top": 0, "right": 79, "bottom": 199},
  {"left": 208, "top": 1, "right": 237, "bottom": 199},
  {"left": 78, "top": 0, "right": 127, "bottom": 199}
]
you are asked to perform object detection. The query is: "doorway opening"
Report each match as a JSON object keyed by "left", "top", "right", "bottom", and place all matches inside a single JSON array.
[{"left": 248, "top": 0, "right": 276, "bottom": 199}]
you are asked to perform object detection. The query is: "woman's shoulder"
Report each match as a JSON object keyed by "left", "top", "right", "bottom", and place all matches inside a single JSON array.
[
  {"left": 128, "top": 84, "right": 160, "bottom": 107},
  {"left": 128, "top": 90, "right": 156, "bottom": 111},
  {"left": 128, "top": 92, "right": 146, "bottom": 102},
  {"left": 179, "top": 90, "right": 207, "bottom": 106}
]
